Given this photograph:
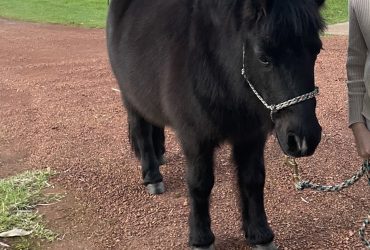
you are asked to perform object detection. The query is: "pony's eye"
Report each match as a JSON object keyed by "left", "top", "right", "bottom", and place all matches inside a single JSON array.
[{"left": 258, "top": 55, "right": 271, "bottom": 66}]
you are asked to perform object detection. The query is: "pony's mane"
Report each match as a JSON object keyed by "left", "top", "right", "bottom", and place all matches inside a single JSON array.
[{"left": 262, "top": 0, "right": 325, "bottom": 46}]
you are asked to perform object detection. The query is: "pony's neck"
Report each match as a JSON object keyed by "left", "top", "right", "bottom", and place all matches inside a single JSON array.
[
  {"left": 191, "top": 0, "right": 243, "bottom": 72},
  {"left": 189, "top": 0, "right": 247, "bottom": 101}
]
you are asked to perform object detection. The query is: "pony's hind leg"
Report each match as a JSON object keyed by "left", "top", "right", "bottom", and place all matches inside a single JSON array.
[
  {"left": 232, "top": 138, "right": 277, "bottom": 250},
  {"left": 152, "top": 125, "right": 166, "bottom": 165},
  {"left": 127, "top": 106, "right": 164, "bottom": 195}
]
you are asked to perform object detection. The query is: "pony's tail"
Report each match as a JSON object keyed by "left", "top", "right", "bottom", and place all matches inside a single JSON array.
[{"left": 128, "top": 122, "right": 141, "bottom": 159}]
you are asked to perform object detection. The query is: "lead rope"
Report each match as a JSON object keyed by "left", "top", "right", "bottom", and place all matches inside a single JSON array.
[{"left": 285, "top": 157, "right": 370, "bottom": 248}]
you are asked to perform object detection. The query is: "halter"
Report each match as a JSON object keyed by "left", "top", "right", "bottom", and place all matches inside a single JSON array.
[{"left": 241, "top": 45, "right": 319, "bottom": 121}]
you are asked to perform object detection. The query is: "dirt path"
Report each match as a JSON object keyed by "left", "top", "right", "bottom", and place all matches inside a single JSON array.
[{"left": 0, "top": 19, "right": 369, "bottom": 249}]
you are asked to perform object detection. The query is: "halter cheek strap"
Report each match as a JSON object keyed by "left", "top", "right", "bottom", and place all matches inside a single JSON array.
[{"left": 241, "top": 44, "right": 319, "bottom": 121}]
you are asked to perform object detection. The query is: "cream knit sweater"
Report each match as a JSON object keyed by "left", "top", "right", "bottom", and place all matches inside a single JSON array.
[{"left": 346, "top": 0, "right": 370, "bottom": 126}]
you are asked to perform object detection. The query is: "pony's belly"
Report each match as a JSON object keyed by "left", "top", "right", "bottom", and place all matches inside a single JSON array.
[{"left": 122, "top": 84, "right": 168, "bottom": 127}]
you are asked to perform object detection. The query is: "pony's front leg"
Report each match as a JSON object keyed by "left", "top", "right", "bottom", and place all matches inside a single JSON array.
[
  {"left": 233, "top": 140, "right": 276, "bottom": 250},
  {"left": 182, "top": 138, "right": 216, "bottom": 250}
]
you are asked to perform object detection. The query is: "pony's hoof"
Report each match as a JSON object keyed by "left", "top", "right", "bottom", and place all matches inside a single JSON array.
[
  {"left": 192, "top": 244, "right": 215, "bottom": 250},
  {"left": 146, "top": 182, "right": 165, "bottom": 195},
  {"left": 252, "top": 242, "right": 278, "bottom": 250},
  {"left": 158, "top": 155, "right": 166, "bottom": 165}
]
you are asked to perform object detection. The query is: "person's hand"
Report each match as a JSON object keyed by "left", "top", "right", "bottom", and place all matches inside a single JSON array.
[{"left": 351, "top": 122, "right": 370, "bottom": 159}]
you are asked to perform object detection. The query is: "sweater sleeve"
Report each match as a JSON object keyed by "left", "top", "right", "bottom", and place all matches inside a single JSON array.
[{"left": 346, "top": 0, "right": 367, "bottom": 126}]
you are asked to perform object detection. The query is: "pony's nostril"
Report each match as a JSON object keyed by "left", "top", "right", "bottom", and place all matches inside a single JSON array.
[
  {"left": 287, "top": 133, "right": 301, "bottom": 153},
  {"left": 287, "top": 133, "right": 309, "bottom": 156}
]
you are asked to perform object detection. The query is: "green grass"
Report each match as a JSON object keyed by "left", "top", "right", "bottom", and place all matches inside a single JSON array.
[
  {"left": 322, "top": 0, "right": 348, "bottom": 24},
  {"left": 0, "top": 0, "right": 108, "bottom": 28},
  {"left": 0, "top": 0, "right": 348, "bottom": 28},
  {"left": 0, "top": 169, "right": 61, "bottom": 249}
]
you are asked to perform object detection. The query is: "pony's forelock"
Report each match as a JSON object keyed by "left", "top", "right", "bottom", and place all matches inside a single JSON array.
[{"left": 261, "top": 0, "right": 325, "bottom": 46}]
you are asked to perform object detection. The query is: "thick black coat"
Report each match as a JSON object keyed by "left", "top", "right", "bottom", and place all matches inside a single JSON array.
[{"left": 107, "top": 0, "right": 324, "bottom": 248}]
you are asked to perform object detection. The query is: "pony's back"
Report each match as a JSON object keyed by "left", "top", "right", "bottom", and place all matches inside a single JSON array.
[{"left": 107, "top": 0, "right": 193, "bottom": 126}]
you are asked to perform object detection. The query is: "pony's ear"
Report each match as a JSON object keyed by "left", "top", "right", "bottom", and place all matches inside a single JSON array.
[
  {"left": 315, "top": 0, "right": 325, "bottom": 7},
  {"left": 243, "top": 0, "right": 268, "bottom": 22}
]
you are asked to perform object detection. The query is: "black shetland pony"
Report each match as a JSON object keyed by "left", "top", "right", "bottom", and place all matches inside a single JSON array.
[{"left": 107, "top": 0, "right": 325, "bottom": 249}]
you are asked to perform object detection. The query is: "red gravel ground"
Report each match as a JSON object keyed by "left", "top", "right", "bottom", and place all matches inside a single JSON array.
[{"left": 0, "top": 18, "right": 369, "bottom": 250}]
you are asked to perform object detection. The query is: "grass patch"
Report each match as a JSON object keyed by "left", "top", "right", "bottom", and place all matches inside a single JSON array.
[
  {"left": 0, "top": 0, "right": 347, "bottom": 28},
  {"left": 321, "top": 0, "right": 348, "bottom": 24},
  {"left": 0, "top": 169, "right": 62, "bottom": 249},
  {"left": 0, "top": 0, "right": 108, "bottom": 28}
]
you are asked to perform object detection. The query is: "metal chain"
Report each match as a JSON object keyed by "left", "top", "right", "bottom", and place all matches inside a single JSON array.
[{"left": 285, "top": 157, "right": 370, "bottom": 248}]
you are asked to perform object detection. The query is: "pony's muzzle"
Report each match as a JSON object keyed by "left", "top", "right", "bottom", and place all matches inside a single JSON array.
[
  {"left": 284, "top": 125, "right": 321, "bottom": 157},
  {"left": 287, "top": 133, "right": 308, "bottom": 157}
]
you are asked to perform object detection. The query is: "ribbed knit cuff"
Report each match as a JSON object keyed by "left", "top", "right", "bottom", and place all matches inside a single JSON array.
[{"left": 348, "top": 93, "right": 365, "bottom": 126}]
